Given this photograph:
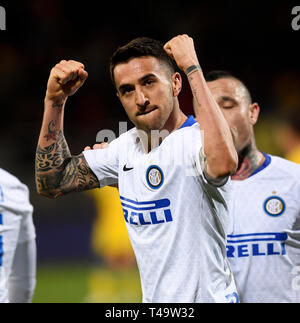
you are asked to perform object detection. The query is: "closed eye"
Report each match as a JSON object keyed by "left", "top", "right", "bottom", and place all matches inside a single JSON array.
[
  {"left": 219, "top": 96, "right": 238, "bottom": 109},
  {"left": 221, "top": 104, "right": 234, "bottom": 110}
]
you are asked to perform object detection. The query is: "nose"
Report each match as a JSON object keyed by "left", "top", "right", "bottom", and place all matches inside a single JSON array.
[{"left": 135, "top": 87, "right": 149, "bottom": 110}]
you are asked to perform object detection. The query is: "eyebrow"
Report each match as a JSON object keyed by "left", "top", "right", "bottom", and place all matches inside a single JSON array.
[
  {"left": 140, "top": 73, "right": 156, "bottom": 82},
  {"left": 118, "top": 83, "right": 133, "bottom": 93},
  {"left": 118, "top": 73, "right": 156, "bottom": 93}
]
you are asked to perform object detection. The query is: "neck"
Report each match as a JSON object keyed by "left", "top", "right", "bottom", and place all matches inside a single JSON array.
[
  {"left": 141, "top": 102, "right": 187, "bottom": 153},
  {"left": 163, "top": 103, "right": 187, "bottom": 135},
  {"left": 231, "top": 141, "right": 265, "bottom": 180}
]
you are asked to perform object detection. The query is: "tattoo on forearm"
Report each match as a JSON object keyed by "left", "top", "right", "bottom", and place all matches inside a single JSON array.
[
  {"left": 35, "top": 130, "right": 99, "bottom": 197},
  {"left": 52, "top": 101, "right": 64, "bottom": 110},
  {"left": 186, "top": 65, "right": 202, "bottom": 107},
  {"left": 59, "top": 154, "right": 100, "bottom": 194},
  {"left": 44, "top": 120, "right": 58, "bottom": 141},
  {"left": 188, "top": 76, "right": 202, "bottom": 108},
  {"left": 37, "top": 130, "right": 71, "bottom": 172},
  {"left": 185, "top": 64, "right": 202, "bottom": 76}
]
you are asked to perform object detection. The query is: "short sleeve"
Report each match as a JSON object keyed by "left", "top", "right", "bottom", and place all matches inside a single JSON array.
[
  {"left": 194, "top": 141, "right": 229, "bottom": 188},
  {"left": 83, "top": 137, "right": 120, "bottom": 188}
]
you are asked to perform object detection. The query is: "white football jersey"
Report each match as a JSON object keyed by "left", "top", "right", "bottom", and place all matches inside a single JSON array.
[
  {"left": 0, "top": 168, "right": 36, "bottom": 303},
  {"left": 83, "top": 116, "right": 238, "bottom": 303},
  {"left": 227, "top": 154, "right": 300, "bottom": 303}
]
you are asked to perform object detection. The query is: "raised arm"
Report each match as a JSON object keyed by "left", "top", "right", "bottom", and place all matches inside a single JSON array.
[
  {"left": 164, "top": 35, "right": 238, "bottom": 179},
  {"left": 35, "top": 60, "right": 99, "bottom": 199}
]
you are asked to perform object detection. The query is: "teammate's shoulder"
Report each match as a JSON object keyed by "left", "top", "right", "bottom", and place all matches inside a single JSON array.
[
  {"left": 0, "top": 168, "right": 23, "bottom": 186},
  {"left": 0, "top": 168, "right": 30, "bottom": 197},
  {"left": 269, "top": 155, "right": 300, "bottom": 177},
  {"left": 0, "top": 169, "right": 32, "bottom": 210}
]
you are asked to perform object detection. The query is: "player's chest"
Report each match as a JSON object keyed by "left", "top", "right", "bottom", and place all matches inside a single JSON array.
[
  {"left": 117, "top": 145, "right": 193, "bottom": 228},
  {"left": 117, "top": 150, "right": 171, "bottom": 229},
  {"left": 227, "top": 179, "right": 300, "bottom": 259},
  {"left": 118, "top": 143, "right": 190, "bottom": 195},
  {"left": 230, "top": 179, "right": 300, "bottom": 232}
]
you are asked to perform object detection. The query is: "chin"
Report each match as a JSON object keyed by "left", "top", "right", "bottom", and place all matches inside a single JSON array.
[
  {"left": 136, "top": 112, "right": 166, "bottom": 132},
  {"left": 137, "top": 121, "right": 163, "bottom": 133}
]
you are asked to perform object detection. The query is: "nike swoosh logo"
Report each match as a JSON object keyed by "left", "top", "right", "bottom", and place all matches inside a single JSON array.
[{"left": 123, "top": 165, "right": 134, "bottom": 172}]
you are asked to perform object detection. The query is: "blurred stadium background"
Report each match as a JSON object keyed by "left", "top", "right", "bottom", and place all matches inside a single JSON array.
[{"left": 0, "top": 0, "right": 299, "bottom": 302}]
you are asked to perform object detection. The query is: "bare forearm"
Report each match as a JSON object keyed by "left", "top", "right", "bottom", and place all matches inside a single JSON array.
[
  {"left": 36, "top": 99, "right": 100, "bottom": 198},
  {"left": 35, "top": 60, "right": 98, "bottom": 198},
  {"left": 35, "top": 98, "right": 71, "bottom": 197},
  {"left": 38, "top": 98, "right": 67, "bottom": 146},
  {"left": 163, "top": 35, "right": 237, "bottom": 178},
  {"left": 186, "top": 67, "right": 237, "bottom": 177}
]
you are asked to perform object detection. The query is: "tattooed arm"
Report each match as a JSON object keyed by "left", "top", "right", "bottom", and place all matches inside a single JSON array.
[
  {"left": 35, "top": 60, "right": 99, "bottom": 199},
  {"left": 35, "top": 129, "right": 99, "bottom": 198},
  {"left": 164, "top": 35, "right": 238, "bottom": 179}
]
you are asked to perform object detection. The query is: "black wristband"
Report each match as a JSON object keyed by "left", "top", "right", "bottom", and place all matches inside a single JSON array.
[{"left": 185, "top": 65, "right": 202, "bottom": 75}]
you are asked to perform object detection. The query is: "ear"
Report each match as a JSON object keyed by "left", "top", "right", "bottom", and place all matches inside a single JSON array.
[
  {"left": 171, "top": 72, "right": 182, "bottom": 97},
  {"left": 249, "top": 103, "right": 260, "bottom": 126}
]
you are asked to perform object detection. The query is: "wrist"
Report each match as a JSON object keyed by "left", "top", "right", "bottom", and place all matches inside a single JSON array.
[
  {"left": 185, "top": 64, "right": 202, "bottom": 76},
  {"left": 44, "top": 93, "right": 67, "bottom": 109}
]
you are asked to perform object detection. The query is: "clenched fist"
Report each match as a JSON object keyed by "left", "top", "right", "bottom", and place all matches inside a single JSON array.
[
  {"left": 45, "top": 60, "right": 88, "bottom": 102},
  {"left": 164, "top": 34, "right": 199, "bottom": 73}
]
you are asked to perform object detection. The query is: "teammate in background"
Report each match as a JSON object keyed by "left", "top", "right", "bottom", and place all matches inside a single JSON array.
[
  {"left": 205, "top": 70, "right": 300, "bottom": 302},
  {"left": 35, "top": 35, "right": 238, "bottom": 302},
  {"left": 0, "top": 168, "right": 36, "bottom": 303}
]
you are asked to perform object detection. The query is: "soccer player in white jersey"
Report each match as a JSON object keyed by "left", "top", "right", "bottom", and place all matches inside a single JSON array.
[
  {"left": 35, "top": 35, "right": 239, "bottom": 302},
  {"left": 206, "top": 70, "right": 300, "bottom": 303},
  {"left": 0, "top": 168, "right": 36, "bottom": 303}
]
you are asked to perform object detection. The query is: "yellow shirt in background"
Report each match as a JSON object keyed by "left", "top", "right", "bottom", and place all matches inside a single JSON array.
[{"left": 88, "top": 187, "right": 134, "bottom": 260}]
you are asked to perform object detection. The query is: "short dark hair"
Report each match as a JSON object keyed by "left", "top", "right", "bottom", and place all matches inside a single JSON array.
[
  {"left": 205, "top": 70, "right": 252, "bottom": 105},
  {"left": 110, "top": 37, "right": 176, "bottom": 87},
  {"left": 205, "top": 70, "right": 235, "bottom": 83}
]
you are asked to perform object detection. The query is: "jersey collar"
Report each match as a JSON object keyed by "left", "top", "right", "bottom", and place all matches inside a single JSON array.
[
  {"left": 179, "top": 115, "right": 197, "bottom": 129},
  {"left": 177, "top": 117, "right": 271, "bottom": 178},
  {"left": 249, "top": 152, "right": 272, "bottom": 178}
]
